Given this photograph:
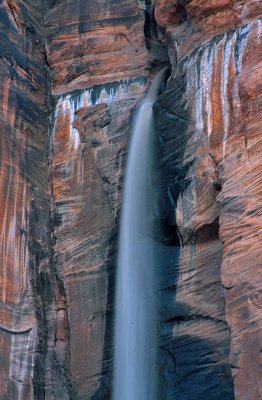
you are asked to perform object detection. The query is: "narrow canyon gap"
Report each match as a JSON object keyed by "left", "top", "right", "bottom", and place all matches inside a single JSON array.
[{"left": 0, "top": 1, "right": 261, "bottom": 400}]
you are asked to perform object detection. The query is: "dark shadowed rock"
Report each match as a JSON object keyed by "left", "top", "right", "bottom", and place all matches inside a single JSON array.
[{"left": 154, "top": 1, "right": 262, "bottom": 398}]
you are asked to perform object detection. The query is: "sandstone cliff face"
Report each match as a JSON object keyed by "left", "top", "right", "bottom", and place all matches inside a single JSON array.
[
  {"left": 0, "top": 1, "right": 56, "bottom": 399},
  {"left": 45, "top": 1, "right": 149, "bottom": 398},
  {"left": 0, "top": 0, "right": 261, "bottom": 399},
  {"left": 154, "top": 1, "right": 262, "bottom": 399},
  {"left": 45, "top": 0, "right": 148, "bottom": 94},
  {"left": 0, "top": 0, "right": 149, "bottom": 398}
]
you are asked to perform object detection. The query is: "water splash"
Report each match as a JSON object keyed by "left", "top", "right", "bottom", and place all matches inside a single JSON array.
[{"left": 113, "top": 68, "right": 167, "bottom": 400}]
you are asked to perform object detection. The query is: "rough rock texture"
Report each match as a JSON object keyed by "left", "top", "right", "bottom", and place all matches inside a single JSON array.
[
  {"left": 0, "top": 1, "right": 56, "bottom": 399},
  {"left": 0, "top": 0, "right": 261, "bottom": 399},
  {"left": 49, "top": 81, "right": 147, "bottom": 399},
  {"left": 0, "top": 0, "right": 149, "bottom": 398},
  {"left": 154, "top": 1, "right": 262, "bottom": 399},
  {"left": 45, "top": 1, "right": 149, "bottom": 398},
  {"left": 45, "top": 0, "right": 148, "bottom": 94}
]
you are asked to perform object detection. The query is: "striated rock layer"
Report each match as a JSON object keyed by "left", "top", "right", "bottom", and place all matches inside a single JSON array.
[
  {"left": 45, "top": 0, "right": 149, "bottom": 398},
  {"left": 0, "top": 1, "right": 57, "bottom": 399},
  {"left": 0, "top": 0, "right": 261, "bottom": 399},
  {"left": 0, "top": 0, "right": 150, "bottom": 398},
  {"left": 45, "top": 0, "right": 148, "bottom": 94},
  {"left": 154, "top": 1, "right": 262, "bottom": 399}
]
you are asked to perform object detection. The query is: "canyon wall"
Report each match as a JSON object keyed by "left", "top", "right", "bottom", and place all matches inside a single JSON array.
[
  {"left": 154, "top": 1, "right": 262, "bottom": 399},
  {"left": 0, "top": 0, "right": 261, "bottom": 399},
  {"left": 0, "top": 1, "right": 55, "bottom": 399},
  {"left": 45, "top": 0, "right": 149, "bottom": 398}
]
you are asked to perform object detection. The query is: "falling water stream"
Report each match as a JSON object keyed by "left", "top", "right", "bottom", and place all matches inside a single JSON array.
[{"left": 113, "top": 69, "right": 167, "bottom": 400}]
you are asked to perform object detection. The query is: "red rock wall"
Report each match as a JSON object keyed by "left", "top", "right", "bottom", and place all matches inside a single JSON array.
[
  {"left": 0, "top": 1, "right": 55, "bottom": 398},
  {"left": 0, "top": 1, "right": 150, "bottom": 398},
  {"left": 0, "top": 0, "right": 261, "bottom": 399},
  {"left": 154, "top": 1, "right": 262, "bottom": 399},
  {"left": 45, "top": 1, "right": 149, "bottom": 398},
  {"left": 45, "top": 0, "right": 148, "bottom": 94}
]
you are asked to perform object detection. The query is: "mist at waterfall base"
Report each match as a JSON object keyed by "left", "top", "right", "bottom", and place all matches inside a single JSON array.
[{"left": 113, "top": 69, "right": 167, "bottom": 400}]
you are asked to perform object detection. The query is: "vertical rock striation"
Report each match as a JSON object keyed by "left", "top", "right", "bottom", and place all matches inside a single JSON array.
[
  {"left": 45, "top": 1, "right": 149, "bottom": 398},
  {"left": 0, "top": 1, "right": 55, "bottom": 398},
  {"left": 0, "top": 1, "right": 151, "bottom": 398},
  {"left": 0, "top": 0, "right": 261, "bottom": 399},
  {"left": 154, "top": 1, "right": 262, "bottom": 399}
]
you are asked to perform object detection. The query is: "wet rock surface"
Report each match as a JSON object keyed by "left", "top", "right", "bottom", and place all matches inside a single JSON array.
[
  {"left": 0, "top": 0, "right": 149, "bottom": 398},
  {"left": 46, "top": 0, "right": 150, "bottom": 398},
  {"left": 0, "top": 0, "right": 261, "bottom": 399},
  {"left": 154, "top": 1, "right": 262, "bottom": 398}
]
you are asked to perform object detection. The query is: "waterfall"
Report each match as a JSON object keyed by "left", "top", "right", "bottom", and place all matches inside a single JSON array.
[{"left": 113, "top": 69, "right": 167, "bottom": 400}]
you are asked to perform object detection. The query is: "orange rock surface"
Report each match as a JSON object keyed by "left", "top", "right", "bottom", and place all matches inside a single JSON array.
[
  {"left": 154, "top": 0, "right": 262, "bottom": 398},
  {"left": 0, "top": 0, "right": 261, "bottom": 398},
  {"left": 45, "top": 0, "right": 148, "bottom": 94},
  {"left": 0, "top": 1, "right": 54, "bottom": 398}
]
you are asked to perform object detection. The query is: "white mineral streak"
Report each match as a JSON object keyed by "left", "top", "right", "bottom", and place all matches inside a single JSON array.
[
  {"left": 193, "top": 43, "right": 215, "bottom": 141},
  {"left": 1, "top": 204, "right": 7, "bottom": 303},
  {"left": 0, "top": 152, "right": 29, "bottom": 303},
  {"left": 233, "top": 25, "right": 249, "bottom": 128},
  {"left": 66, "top": 98, "right": 81, "bottom": 151},
  {"left": 195, "top": 55, "right": 204, "bottom": 134},
  {"left": 222, "top": 35, "right": 233, "bottom": 158},
  {"left": 0, "top": 137, "right": 33, "bottom": 399},
  {"left": 113, "top": 69, "right": 167, "bottom": 400},
  {"left": 52, "top": 81, "right": 142, "bottom": 151},
  {"left": 193, "top": 26, "right": 249, "bottom": 157},
  {"left": 206, "top": 46, "right": 214, "bottom": 140},
  {"left": 258, "top": 18, "right": 262, "bottom": 41},
  {"left": 9, "top": 326, "right": 36, "bottom": 400},
  {"left": 237, "top": 25, "right": 249, "bottom": 73}
]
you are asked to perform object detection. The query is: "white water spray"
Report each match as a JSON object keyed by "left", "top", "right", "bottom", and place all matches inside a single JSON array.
[{"left": 113, "top": 69, "right": 167, "bottom": 400}]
